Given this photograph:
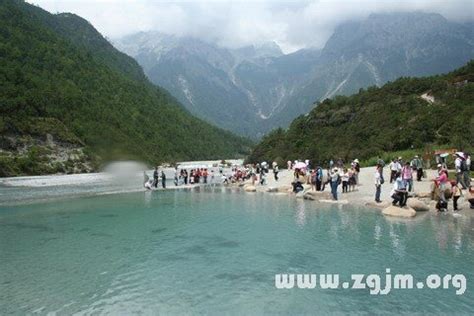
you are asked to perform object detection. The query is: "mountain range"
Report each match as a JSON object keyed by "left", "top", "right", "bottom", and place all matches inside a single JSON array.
[{"left": 114, "top": 12, "right": 474, "bottom": 138}]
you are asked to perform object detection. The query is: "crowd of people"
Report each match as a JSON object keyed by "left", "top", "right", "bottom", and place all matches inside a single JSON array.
[
  {"left": 143, "top": 162, "right": 276, "bottom": 189},
  {"left": 381, "top": 152, "right": 473, "bottom": 211},
  {"left": 142, "top": 152, "right": 473, "bottom": 211},
  {"left": 290, "top": 159, "right": 362, "bottom": 200},
  {"left": 432, "top": 152, "right": 472, "bottom": 211}
]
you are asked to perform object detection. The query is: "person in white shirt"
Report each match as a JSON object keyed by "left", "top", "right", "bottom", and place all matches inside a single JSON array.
[
  {"left": 389, "top": 158, "right": 400, "bottom": 183},
  {"left": 374, "top": 165, "right": 382, "bottom": 203},
  {"left": 391, "top": 172, "right": 407, "bottom": 207},
  {"left": 454, "top": 153, "right": 468, "bottom": 189},
  {"left": 341, "top": 168, "right": 350, "bottom": 193},
  {"left": 464, "top": 153, "right": 471, "bottom": 189}
]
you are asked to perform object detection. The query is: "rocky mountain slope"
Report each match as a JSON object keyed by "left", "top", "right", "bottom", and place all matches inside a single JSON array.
[{"left": 115, "top": 12, "right": 474, "bottom": 137}]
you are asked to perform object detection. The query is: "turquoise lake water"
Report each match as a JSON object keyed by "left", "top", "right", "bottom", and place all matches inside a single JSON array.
[{"left": 1, "top": 185, "right": 473, "bottom": 314}]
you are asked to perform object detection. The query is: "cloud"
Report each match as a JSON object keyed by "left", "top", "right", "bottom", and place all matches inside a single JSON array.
[{"left": 27, "top": 0, "right": 473, "bottom": 53}]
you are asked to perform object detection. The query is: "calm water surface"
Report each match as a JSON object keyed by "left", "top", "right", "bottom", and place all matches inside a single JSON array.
[{"left": 1, "top": 186, "right": 473, "bottom": 314}]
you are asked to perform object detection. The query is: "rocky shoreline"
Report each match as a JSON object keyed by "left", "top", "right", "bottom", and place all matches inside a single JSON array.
[{"left": 234, "top": 167, "right": 472, "bottom": 219}]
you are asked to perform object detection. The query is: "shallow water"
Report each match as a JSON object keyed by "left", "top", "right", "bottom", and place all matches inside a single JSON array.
[{"left": 1, "top": 187, "right": 473, "bottom": 314}]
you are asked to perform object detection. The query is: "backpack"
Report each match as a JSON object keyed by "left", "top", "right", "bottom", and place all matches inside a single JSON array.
[{"left": 460, "top": 159, "right": 468, "bottom": 172}]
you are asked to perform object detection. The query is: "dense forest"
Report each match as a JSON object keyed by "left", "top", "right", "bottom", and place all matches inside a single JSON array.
[
  {"left": 246, "top": 61, "right": 474, "bottom": 165},
  {"left": 0, "top": 0, "right": 251, "bottom": 176}
]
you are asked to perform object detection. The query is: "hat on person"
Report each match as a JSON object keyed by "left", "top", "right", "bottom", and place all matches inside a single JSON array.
[
  {"left": 354, "top": 159, "right": 359, "bottom": 163},
  {"left": 398, "top": 156, "right": 402, "bottom": 160},
  {"left": 333, "top": 168, "right": 339, "bottom": 172},
  {"left": 437, "top": 163, "right": 442, "bottom": 168},
  {"left": 414, "top": 155, "right": 418, "bottom": 158}
]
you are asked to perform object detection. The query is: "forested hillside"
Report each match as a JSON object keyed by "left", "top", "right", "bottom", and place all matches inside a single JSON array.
[
  {"left": 246, "top": 61, "right": 474, "bottom": 165},
  {"left": 0, "top": 0, "right": 250, "bottom": 176}
]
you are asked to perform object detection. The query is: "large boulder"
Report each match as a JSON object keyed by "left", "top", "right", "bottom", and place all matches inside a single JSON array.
[
  {"left": 320, "top": 199, "right": 349, "bottom": 204},
  {"left": 366, "top": 201, "right": 390, "bottom": 209},
  {"left": 416, "top": 192, "right": 431, "bottom": 198},
  {"left": 407, "top": 198, "right": 430, "bottom": 212},
  {"left": 382, "top": 205, "right": 416, "bottom": 218},
  {"left": 244, "top": 185, "right": 256, "bottom": 192},
  {"left": 303, "top": 190, "right": 332, "bottom": 201},
  {"left": 266, "top": 187, "right": 278, "bottom": 193},
  {"left": 295, "top": 190, "right": 305, "bottom": 199},
  {"left": 278, "top": 185, "right": 293, "bottom": 193}
]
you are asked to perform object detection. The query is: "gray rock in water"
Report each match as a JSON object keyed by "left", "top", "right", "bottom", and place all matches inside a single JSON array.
[
  {"left": 244, "top": 185, "right": 256, "bottom": 192},
  {"left": 407, "top": 198, "right": 430, "bottom": 212},
  {"left": 266, "top": 187, "right": 278, "bottom": 193},
  {"left": 382, "top": 205, "right": 416, "bottom": 218},
  {"left": 303, "top": 190, "right": 332, "bottom": 201}
]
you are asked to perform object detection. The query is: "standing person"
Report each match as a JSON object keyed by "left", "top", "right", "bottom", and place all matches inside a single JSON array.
[
  {"left": 435, "top": 164, "right": 448, "bottom": 206},
  {"left": 463, "top": 153, "right": 471, "bottom": 189},
  {"left": 353, "top": 159, "right": 360, "bottom": 185},
  {"left": 412, "top": 155, "right": 423, "bottom": 182},
  {"left": 287, "top": 160, "right": 292, "bottom": 170},
  {"left": 374, "top": 165, "right": 382, "bottom": 203},
  {"left": 184, "top": 169, "right": 188, "bottom": 185},
  {"left": 174, "top": 167, "right": 180, "bottom": 186},
  {"left": 311, "top": 169, "right": 317, "bottom": 191},
  {"left": 341, "top": 168, "right": 349, "bottom": 193},
  {"left": 260, "top": 168, "right": 266, "bottom": 185},
  {"left": 161, "top": 170, "right": 167, "bottom": 189},
  {"left": 153, "top": 166, "right": 159, "bottom": 188},
  {"left": 377, "top": 156, "right": 385, "bottom": 183},
  {"left": 190, "top": 170, "right": 195, "bottom": 184},
  {"left": 401, "top": 162, "right": 413, "bottom": 192},
  {"left": 348, "top": 168, "right": 356, "bottom": 192},
  {"left": 329, "top": 159, "right": 334, "bottom": 171},
  {"left": 389, "top": 159, "right": 398, "bottom": 183},
  {"left": 316, "top": 166, "right": 323, "bottom": 191},
  {"left": 195, "top": 169, "right": 200, "bottom": 184},
  {"left": 203, "top": 169, "right": 208, "bottom": 184},
  {"left": 329, "top": 168, "right": 340, "bottom": 200},
  {"left": 273, "top": 163, "right": 279, "bottom": 181},
  {"left": 451, "top": 181, "right": 462, "bottom": 211},
  {"left": 454, "top": 153, "right": 467, "bottom": 189}
]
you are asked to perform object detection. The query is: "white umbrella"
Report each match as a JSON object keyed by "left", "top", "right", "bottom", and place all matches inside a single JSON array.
[{"left": 294, "top": 162, "right": 307, "bottom": 170}]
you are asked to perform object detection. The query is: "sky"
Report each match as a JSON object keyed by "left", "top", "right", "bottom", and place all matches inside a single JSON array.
[{"left": 27, "top": 0, "right": 473, "bottom": 53}]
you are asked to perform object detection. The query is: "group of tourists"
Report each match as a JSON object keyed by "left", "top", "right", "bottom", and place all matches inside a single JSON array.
[
  {"left": 175, "top": 168, "right": 212, "bottom": 185},
  {"left": 290, "top": 158, "right": 362, "bottom": 200},
  {"left": 144, "top": 166, "right": 215, "bottom": 189},
  {"left": 381, "top": 155, "right": 423, "bottom": 207},
  {"left": 433, "top": 152, "right": 472, "bottom": 211},
  {"left": 380, "top": 152, "right": 472, "bottom": 211}
]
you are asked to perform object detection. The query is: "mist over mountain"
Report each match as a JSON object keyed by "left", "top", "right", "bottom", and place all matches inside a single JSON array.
[{"left": 114, "top": 12, "right": 473, "bottom": 138}]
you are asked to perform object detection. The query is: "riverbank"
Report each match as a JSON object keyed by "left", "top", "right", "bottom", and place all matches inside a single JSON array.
[{"left": 233, "top": 167, "right": 472, "bottom": 216}]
